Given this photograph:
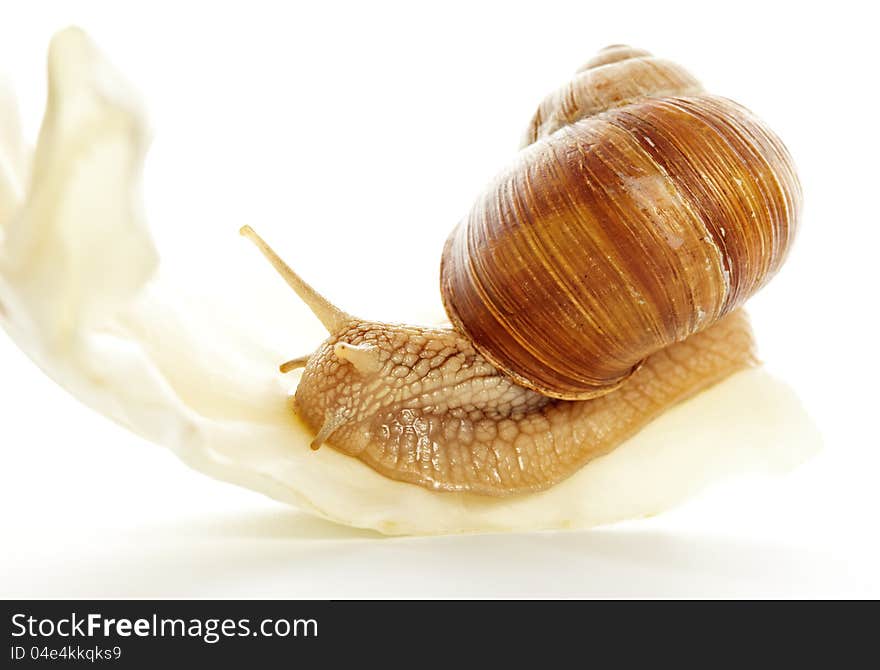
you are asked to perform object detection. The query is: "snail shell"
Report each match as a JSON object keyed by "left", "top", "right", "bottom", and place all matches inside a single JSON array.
[{"left": 441, "top": 46, "right": 801, "bottom": 400}]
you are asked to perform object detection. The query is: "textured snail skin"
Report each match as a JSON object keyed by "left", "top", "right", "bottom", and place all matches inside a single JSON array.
[
  {"left": 293, "top": 310, "right": 755, "bottom": 496},
  {"left": 441, "top": 49, "right": 801, "bottom": 400}
]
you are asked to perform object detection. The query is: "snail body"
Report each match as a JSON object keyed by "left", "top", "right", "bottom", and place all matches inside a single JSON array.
[{"left": 243, "top": 46, "right": 800, "bottom": 496}]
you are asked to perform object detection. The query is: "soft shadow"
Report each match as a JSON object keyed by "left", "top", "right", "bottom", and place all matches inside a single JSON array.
[
  {"left": 149, "top": 508, "right": 386, "bottom": 542},
  {"left": 14, "top": 508, "right": 869, "bottom": 598}
]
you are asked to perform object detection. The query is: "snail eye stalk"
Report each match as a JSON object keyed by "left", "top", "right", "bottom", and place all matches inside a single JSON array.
[{"left": 240, "top": 225, "right": 351, "bottom": 334}]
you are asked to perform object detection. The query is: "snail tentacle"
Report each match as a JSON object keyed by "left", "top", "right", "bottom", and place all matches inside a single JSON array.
[
  {"left": 279, "top": 355, "right": 311, "bottom": 373},
  {"left": 310, "top": 410, "right": 348, "bottom": 451},
  {"left": 333, "top": 341, "right": 383, "bottom": 376},
  {"left": 240, "top": 225, "right": 352, "bottom": 333}
]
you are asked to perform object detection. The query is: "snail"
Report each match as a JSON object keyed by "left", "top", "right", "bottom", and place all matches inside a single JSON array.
[{"left": 241, "top": 45, "right": 800, "bottom": 497}]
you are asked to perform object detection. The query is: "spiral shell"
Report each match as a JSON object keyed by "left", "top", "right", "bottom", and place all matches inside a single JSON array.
[{"left": 440, "top": 46, "right": 801, "bottom": 400}]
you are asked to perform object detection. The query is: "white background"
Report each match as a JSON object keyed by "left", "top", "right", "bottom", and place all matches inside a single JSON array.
[{"left": 1, "top": 0, "right": 878, "bottom": 597}]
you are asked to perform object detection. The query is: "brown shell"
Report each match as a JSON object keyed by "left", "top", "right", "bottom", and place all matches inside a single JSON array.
[{"left": 440, "top": 46, "right": 801, "bottom": 400}]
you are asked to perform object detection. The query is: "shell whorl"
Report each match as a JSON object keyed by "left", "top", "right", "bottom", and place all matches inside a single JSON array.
[
  {"left": 522, "top": 45, "right": 702, "bottom": 147},
  {"left": 441, "top": 46, "right": 801, "bottom": 400}
]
